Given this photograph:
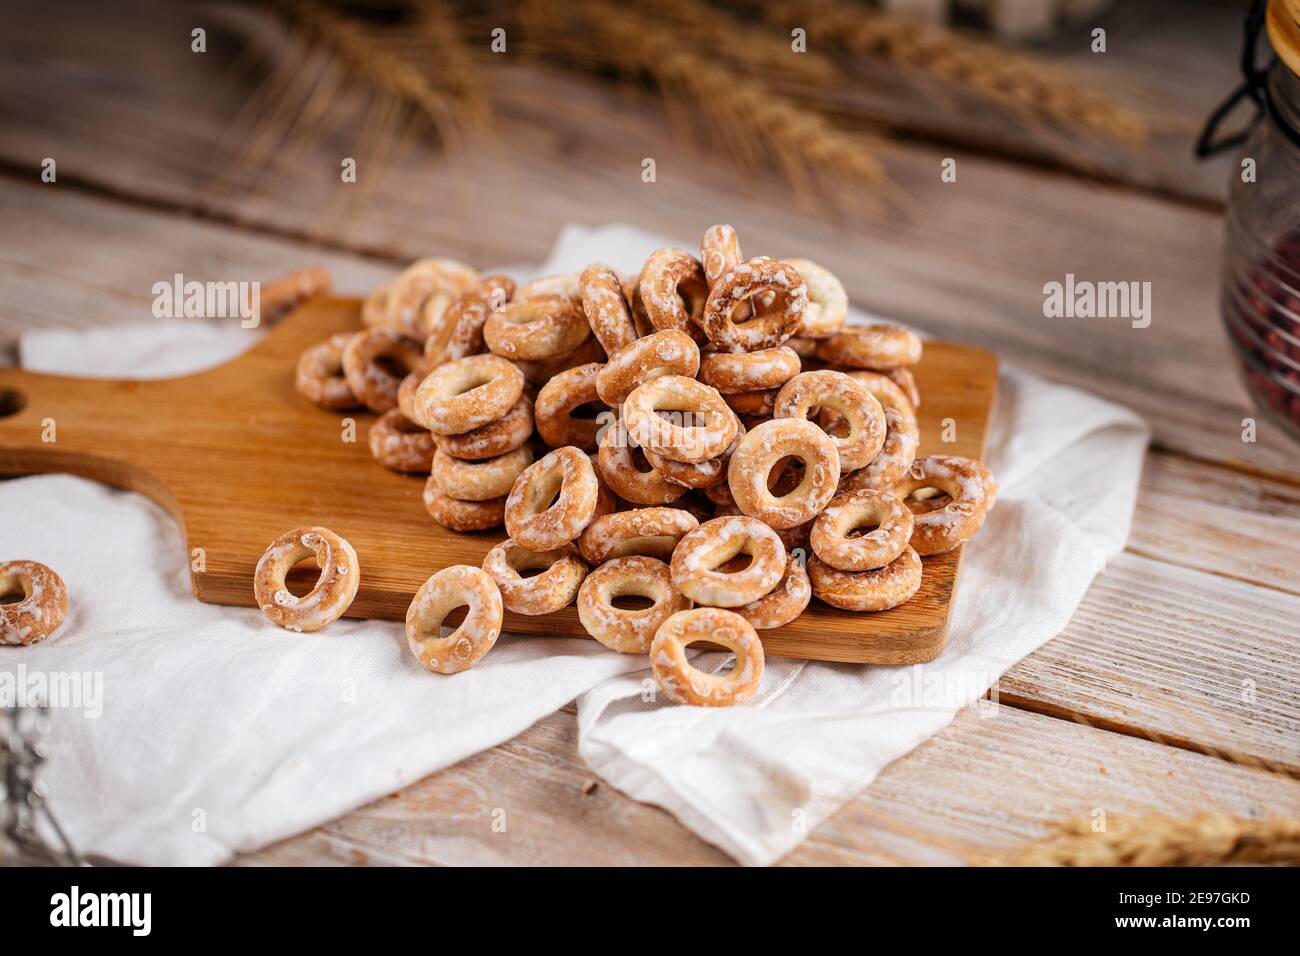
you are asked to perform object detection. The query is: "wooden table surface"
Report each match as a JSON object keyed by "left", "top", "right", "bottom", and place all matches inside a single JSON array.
[{"left": 2, "top": 0, "right": 1297, "bottom": 865}]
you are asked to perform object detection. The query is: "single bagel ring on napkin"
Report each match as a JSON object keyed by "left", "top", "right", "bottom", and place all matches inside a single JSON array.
[
  {"left": 727, "top": 418, "right": 840, "bottom": 530},
  {"left": 433, "top": 445, "right": 534, "bottom": 501},
  {"left": 433, "top": 395, "right": 533, "bottom": 460},
  {"left": 811, "top": 489, "right": 914, "bottom": 572},
  {"left": 253, "top": 527, "right": 359, "bottom": 633},
  {"left": 422, "top": 482, "right": 506, "bottom": 531},
  {"left": 733, "top": 553, "right": 810, "bottom": 630},
  {"left": 368, "top": 409, "right": 435, "bottom": 473},
  {"left": 577, "top": 556, "right": 690, "bottom": 654},
  {"left": 776, "top": 370, "right": 886, "bottom": 472},
  {"left": 650, "top": 608, "right": 765, "bottom": 707},
  {"left": 700, "top": 223, "right": 743, "bottom": 287},
  {"left": 342, "top": 328, "right": 424, "bottom": 414},
  {"left": 482, "top": 540, "right": 586, "bottom": 616},
  {"left": 406, "top": 565, "right": 503, "bottom": 674},
  {"left": 670, "top": 515, "right": 786, "bottom": 607},
  {"left": 484, "top": 294, "right": 589, "bottom": 361},
  {"left": 597, "top": 418, "right": 687, "bottom": 505},
  {"left": 703, "top": 257, "right": 807, "bottom": 352},
  {"left": 296, "top": 332, "right": 360, "bottom": 410},
  {"left": 641, "top": 421, "right": 744, "bottom": 490},
  {"left": 580, "top": 264, "right": 639, "bottom": 355},
  {"left": 579, "top": 507, "right": 700, "bottom": 564},
  {"left": 807, "top": 547, "right": 922, "bottom": 612},
  {"left": 535, "top": 362, "right": 608, "bottom": 451},
  {"left": 784, "top": 257, "right": 847, "bottom": 339},
  {"left": 815, "top": 323, "right": 923, "bottom": 371},
  {"left": 698, "top": 346, "right": 801, "bottom": 394},
  {"left": 623, "top": 375, "right": 739, "bottom": 464},
  {"left": 0, "top": 560, "right": 69, "bottom": 646},
  {"left": 893, "top": 456, "right": 995, "bottom": 555},
  {"left": 837, "top": 405, "right": 920, "bottom": 495},
  {"left": 596, "top": 329, "right": 700, "bottom": 406},
  {"left": 413, "top": 353, "right": 525, "bottom": 436},
  {"left": 637, "top": 247, "right": 710, "bottom": 335},
  {"left": 505, "top": 446, "right": 600, "bottom": 550}
]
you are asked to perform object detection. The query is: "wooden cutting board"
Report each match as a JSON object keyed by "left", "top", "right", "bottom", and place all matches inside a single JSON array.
[{"left": 0, "top": 299, "right": 997, "bottom": 664}]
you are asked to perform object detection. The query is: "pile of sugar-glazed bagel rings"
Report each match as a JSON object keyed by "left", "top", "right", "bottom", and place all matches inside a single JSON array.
[{"left": 282, "top": 226, "right": 997, "bottom": 707}]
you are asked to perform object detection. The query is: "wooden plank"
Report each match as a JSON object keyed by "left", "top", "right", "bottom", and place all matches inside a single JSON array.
[{"left": 237, "top": 702, "right": 1300, "bottom": 866}]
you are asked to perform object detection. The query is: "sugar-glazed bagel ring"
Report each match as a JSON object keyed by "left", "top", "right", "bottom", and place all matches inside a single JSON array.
[
  {"left": 433, "top": 445, "right": 534, "bottom": 501},
  {"left": 513, "top": 335, "right": 607, "bottom": 387},
  {"left": 775, "top": 370, "right": 886, "bottom": 471},
  {"left": 434, "top": 395, "right": 533, "bottom": 460},
  {"left": 368, "top": 409, "right": 435, "bottom": 473},
  {"left": 733, "top": 553, "right": 810, "bottom": 630},
  {"left": 637, "top": 247, "right": 710, "bottom": 334},
  {"left": 623, "top": 375, "right": 739, "bottom": 464},
  {"left": 811, "top": 489, "right": 914, "bottom": 572},
  {"left": 703, "top": 257, "right": 807, "bottom": 352},
  {"left": 577, "top": 556, "right": 690, "bottom": 654},
  {"left": 482, "top": 540, "right": 586, "bottom": 616},
  {"left": 698, "top": 346, "right": 801, "bottom": 395},
  {"left": 405, "top": 565, "right": 503, "bottom": 674},
  {"left": 595, "top": 329, "right": 700, "bottom": 406},
  {"left": 505, "top": 446, "right": 600, "bottom": 550},
  {"left": 518, "top": 272, "right": 581, "bottom": 303},
  {"left": 892, "top": 455, "right": 994, "bottom": 555},
  {"left": 253, "top": 527, "right": 359, "bottom": 633},
  {"left": 670, "top": 515, "right": 786, "bottom": 607},
  {"left": 597, "top": 418, "right": 687, "bottom": 505},
  {"left": 700, "top": 224, "right": 743, "bottom": 287},
  {"left": 815, "top": 323, "right": 922, "bottom": 370},
  {"left": 889, "top": 367, "right": 921, "bottom": 409},
  {"left": 808, "top": 547, "right": 922, "bottom": 612},
  {"left": 413, "top": 353, "right": 525, "bottom": 436},
  {"left": 641, "top": 421, "right": 744, "bottom": 490},
  {"left": 846, "top": 370, "right": 915, "bottom": 416},
  {"left": 579, "top": 264, "right": 638, "bottom": 355},
  {"left": 578, "top": 507, "right": 700, "bottom": 564},
  {"left": 784, "top": 258, "right": 847, "bottom": 339},
  {"left": 650, "top": 608, "right": 764, "bottom": 707},
  {"left": 422, "top": 482, "right": 506, "bottom": 531},
  {"left": 724, "top": 388, "right": 778, "bottom": 418},
  {"left": 837, "top": 405, "right": 920, "bottom": 495},
  {"left": 536, "top": 362, "right": 609, "bottom": 451},
  {"left": 727, "top": 418, "right": 840, "bottom": 529},
  {"left": 484, "top": 294, "right": 590, "bottom": 361},
  {"left": 383, "top": 258, "right": 479, "bottom": 338},
  {"left": 342, "top": 328, "right": 424, "bottom": 414},
  {"left": 296, "top": 332, "right": 361, "bottom": 410},
  {"left": 0, "top": 561, "right": 69, "bottom": 646}
]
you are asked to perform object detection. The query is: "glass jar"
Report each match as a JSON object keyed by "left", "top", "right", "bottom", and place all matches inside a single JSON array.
[{"left": 1212, "top": 0, "right": 1300, "bottom": 442}]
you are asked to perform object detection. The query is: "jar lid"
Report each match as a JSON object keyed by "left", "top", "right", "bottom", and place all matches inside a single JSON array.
[{"left": 1270, "top": 0, "right": 1300, "bottom": 76}]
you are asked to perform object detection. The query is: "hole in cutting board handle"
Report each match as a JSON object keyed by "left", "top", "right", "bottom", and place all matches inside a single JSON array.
[{"left": 0, "top": 387, "right": 26, "bottom": 419}]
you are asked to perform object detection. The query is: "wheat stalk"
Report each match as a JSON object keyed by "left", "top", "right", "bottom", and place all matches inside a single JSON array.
[{"left": 978, "top": 813, "right": 1300, "bottom": 867}]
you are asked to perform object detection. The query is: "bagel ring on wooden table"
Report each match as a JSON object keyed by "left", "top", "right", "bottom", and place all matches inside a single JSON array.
[
  {"left": 368, "top": 408, "right": 436, "bottom": 473},
  {"left": 623, "top": 375, "right": 739, "bottom": 464},
  {"left": 837, "top": 405, "right": 920, "bottom": 495},
  {"left": 578, "top": 507, "right": 700, "bottom": 564},
  {"left": 413, "top": 353, "right": 524, "bottom": 436},
  {"left": 422, "top": 483, "right": 507, "bottom": 531},
  {"left": 670, "top": 515, "right": 786, "bottom": 607},
  {"left": 702, "top": 256, "right": 808, "bottom": 352},
  {"left": 253, "top": 527, "right": 359, "bottom": 633},
  {"left": 405, "top": 565, "right": 503, "bottom": 674},
  {"left": 811, "top": 489, "right": 913, "bottom": 572},
  {"left": 484, "top": 293, "right": 590, "bottom": 361},
  {"left": 784, "top": 257, "right": 847, "bottom": 339},
  {"left": 892, "top": 455, "right": 994, "bottom": 555},
  {"left": 0, "top": 560, "right": 69, "bottom": 646},
  {"left": 641, "top": 421, "right": 744, "bottom": 490},
  {"left": 637, "top": 247, "right": 710, "bottom": 335},
  {"left": 733, "top": 553, "right": 811, "bottom": 630},
  {"left": 580, "top": 263, "right": 639, "bottom": 355},
  {"left": 535, "top": 362, "right": 609, "bottom": 451},
  {"left": 342, "top": 328, "right": 424, "bottom": 414},
  {"left": 815, "top": 323, "right": 922, "bottom": 370},
  {"left": 577, "top": 556, "right": 691, "bottom": 654},
  {"left": 597, "top": 417, "right": 687, "bottom": 505},
  {"left": 727, "top": 418, "right": 840, "bottom": 530},
  {"left": 807, "top": 547, "right": 922, "bottom": 612},
  {"left": 700, "top": 223, "right": 743, "bottom": 287},
  {"left": 482, "top": 540, "right": 587, "bottom": 616},
  {"left": 698, "top": 346, "right": 801, "bottom": 395},
  {"left": 775, "top": 370, "right": 886, "bottom": 471},
  {"left": 385, "top": 258, "right": 479, "bottom": 338},
  {"left": 432, "top": 395, "right": 533, "bottom": 460},
  {"left": 433, "top": 445, "right": 534, "bottom": 501},
  {"left": 650, "top": 607, "right": 764, "bottom": 707},
  {"left": 296, "top": 332, "right": 361, "bottom": 410},
  {"left": 505, "top": 446, "right": 600, "bottom": 550},
  {"left": 595, "top": 329, "right": 700, "bottom": 406}
]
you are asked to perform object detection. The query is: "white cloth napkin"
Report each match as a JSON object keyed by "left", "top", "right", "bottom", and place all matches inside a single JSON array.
[{"left": 2, "top": 225, "right": 1149, "bottom": 866}]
